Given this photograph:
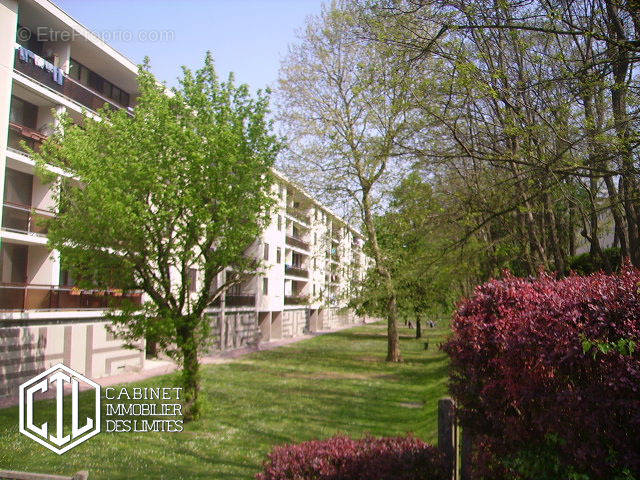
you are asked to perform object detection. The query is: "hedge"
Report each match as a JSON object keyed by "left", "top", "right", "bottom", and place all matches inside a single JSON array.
[
  {"left": 443, "top": 266, "right": 640, "bottom": 479},
  {"left": 256, "top": 435, "right": 447, "bottom": 480}
]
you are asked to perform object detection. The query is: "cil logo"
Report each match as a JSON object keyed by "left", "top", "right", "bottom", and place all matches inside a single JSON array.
[{"left": 19, "top": 363, "right": 101, "bottom": 454}]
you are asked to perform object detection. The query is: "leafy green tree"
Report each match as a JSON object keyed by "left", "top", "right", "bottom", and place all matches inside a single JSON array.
[
  {"left": 353, "top": 172, "right": 471, "bottom": 332},
  {"left": 278, "top": 2, "right": 431, "bottom": 361},
  {"left": 34, "top": 54, "right": 280, "bottom": 420}
]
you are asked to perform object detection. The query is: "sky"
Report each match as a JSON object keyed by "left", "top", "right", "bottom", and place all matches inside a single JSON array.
[{"left": 54, "top": 0, "right": 324, "bottom": 91}]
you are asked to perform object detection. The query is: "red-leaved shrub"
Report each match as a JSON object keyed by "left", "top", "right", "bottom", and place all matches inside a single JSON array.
[
  {"left": 256, "top": 435, "right": 447, "bottom": 480},
  {"left": 443, "top": 266, "right": 640, "bottom": 479}
]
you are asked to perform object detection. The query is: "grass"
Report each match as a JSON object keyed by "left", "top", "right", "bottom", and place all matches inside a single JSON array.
[{"left": 0, "top": 320, "right": 450, "bottom": 480}]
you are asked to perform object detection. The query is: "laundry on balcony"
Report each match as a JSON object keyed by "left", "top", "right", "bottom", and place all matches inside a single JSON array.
[{"left": 15, "top": 44, "right": 65, "bottom": 86}]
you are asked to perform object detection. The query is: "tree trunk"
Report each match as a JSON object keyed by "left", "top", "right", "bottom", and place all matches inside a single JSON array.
[
  {"left": 386, "top": 294, "right": 401, "bottom": 362},
  {"left": 145, "top": 336, "right": 158, "bottom": 358},
  {"left": 605, "top": 0, "right": 640, "bottom": 265},
  {"left": 361, "top": 189, "right": 401, "bottom": 362},
  {"left": 544, "top": 191, "right": 566, "bottom": 273},
  {"left": 416, "top": 315, "right": 422, "bottom": 339},
  {"left": 178, "top": 321, "right": 201, "bottom": 422}
]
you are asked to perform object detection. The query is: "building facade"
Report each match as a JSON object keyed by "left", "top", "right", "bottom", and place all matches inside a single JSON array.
[
  {"left": 0, "top": 0, "right": 371, "bottom": 398},
  {"left": 209, "top": 171, "right": 372, "bottom": 351}
]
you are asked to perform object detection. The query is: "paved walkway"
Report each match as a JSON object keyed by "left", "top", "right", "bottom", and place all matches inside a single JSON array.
[{"left": 0, "top": 323, "right": 366, "bottom": 408}]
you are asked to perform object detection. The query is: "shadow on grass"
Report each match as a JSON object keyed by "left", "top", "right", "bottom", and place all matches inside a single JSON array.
[{"left": 0, "top": 320, "right": 452, "bottom": 479}]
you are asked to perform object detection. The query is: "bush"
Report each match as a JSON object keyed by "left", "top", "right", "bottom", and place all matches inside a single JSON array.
[
  {"left": 568, "top": 246, "right": 621, "bottom": 275},
  {"left": 256, "top": 435, "right": 447, "bottom": 480},
  {"left": 443, "top": 266, "right": 640, "bottom": 480}
]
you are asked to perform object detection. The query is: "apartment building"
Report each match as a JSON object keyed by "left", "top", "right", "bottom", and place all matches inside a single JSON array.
[
  {"left": 0, "top": 0, "right": 371, "bottom": 398},
  {"left": 210, "top": 171, "right": 372, "bottom": 350}
]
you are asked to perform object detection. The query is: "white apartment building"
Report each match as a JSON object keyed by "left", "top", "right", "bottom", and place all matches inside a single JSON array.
[
  {"left": 215, "top": 171, "right": 371, "bottom": 348},
  {"left": 0, "top": 0, "right": 371, "bottom": 399}
]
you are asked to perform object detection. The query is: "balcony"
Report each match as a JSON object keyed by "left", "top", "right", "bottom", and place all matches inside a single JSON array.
[
  {"left": 63, "top": 74, "right": 128, "bottom": 114},
  {"left": 210, "top": 294, "right": 256, "bottom": 308},
  {"left": 285, "top": 265, "right": 309, "bottom": 278},
  {"left": 14, "top": 49, "right": 130, "bottom": 114},
  {"left": 7, "top": 122, "right": 47, "bottom": 154},
  {"left": 2, "top": 202, "right": 53, "bottom": 236},
  {"left": 0, "top": 283, "right": 142, "bottom": 311},
  {"left": 286, "top": 206, "right": 310, "bottom": 225},
  {"left": 284, "top": 295, "right": 308, "bottom": 305},
  {"left": 13, "top": 52, "right": 64, "bottom": 96},
  {"left": 286, "top": 234, "right": 310, "bottom": 251}
]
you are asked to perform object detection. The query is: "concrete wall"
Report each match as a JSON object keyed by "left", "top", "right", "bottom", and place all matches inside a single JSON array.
[
  {"left": 0, "top": 320, "right": 144, "bottom": 397},
  {"left": 321, "top": 308, "right": 357, "bottom": 330},
  {"left": 0, "top": 0, "right": 18, "bottom": 231},
  {"left": 208, "top": 310, "right": 260, "bottom": 351},
  {"left": 282, "top": 308, "right": 307, "bottom": 338},
  {"left": 26, "top": 244, "right": 55, "bottom": 284}
]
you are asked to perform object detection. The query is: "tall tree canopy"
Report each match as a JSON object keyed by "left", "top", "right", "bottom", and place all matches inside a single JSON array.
[
  {"left": 347, "top": 0, "right": 640, "bottom": 282},
  {"left": 278, "top": 2, "right": 431, "bottom": 361}
]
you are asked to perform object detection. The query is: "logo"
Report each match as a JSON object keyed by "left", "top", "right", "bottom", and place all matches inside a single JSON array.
[{"left": 19, "top": 363, "right": 101, "bottom": 455}]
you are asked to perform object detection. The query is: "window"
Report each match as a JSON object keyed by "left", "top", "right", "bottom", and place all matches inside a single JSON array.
[
  {"left": 188, "top": 268, "right": 197, "bottom": 292},
  {"left": 276, "top": 247, "right": 282, "bottom": 264},
  {"left": 313, "top": 284, "right": 316, "bottom": 296},
  {"left": 9, "top": 96, "right": 37, "bottom": 128},
  {"left": 4, "top": 168, "right": 33, "bottom": 206},
  {"left": 263, "top": 243, "right": 269, "bottom": 261},
  {"left": 277, "top": 215, "right": 282, "bottom": 231},
  {"left": 314, "top": 233, "right": 317, "bottom": 245},
  {"left": 278, "top": 184, "right": 284, "bottom": 198},
  {"left": 59, "top": 269, "right": 75, "bottom": 287},
  {"left": 69, "top": 58, "right": 131, "bottom": 107},
  {"left": 1, "top": 244, "right": 28, "bottom": 283},
  {"left": 88, "top": 70, "right": 103, "bottom": 92},
  {"left": 262, "top": 278, "right": 268, "bottom": 295},
  {"left": 313, "top": 258, "right": 317, "bottom": 269}
]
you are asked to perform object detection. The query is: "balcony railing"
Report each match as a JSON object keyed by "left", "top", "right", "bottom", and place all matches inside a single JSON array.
[
  {"left": 13, "top": 52, "right": 65, "bottom": 95},
  {"left": 2, "top": 202, "right": 54, "bottom": 236},
  {"left": 286, "top": 235, "right": 310, "bottom": 251},
  {"left": 286, "top": 206, "right": 310, "bottom": 225},
  {"left": 0, "top": 283, "right": 142, "bottom": 311},
  {"left": 63, "top": 74, "right": 127, "bottom": 114},
  {"left": 284, "top": 295, "right": 308, "bottom": 305},
  {"left": 14, "top": 49, "right": 131, "bottom": 114},
  {"left": 210, "top": 294, "right": 256, "bottom": 308},
  {"left": 7, "top": 122, "right": 47, "bottom": 154},
  {"left": 285, "top": 265, "right": 309, "bottom": 278}
]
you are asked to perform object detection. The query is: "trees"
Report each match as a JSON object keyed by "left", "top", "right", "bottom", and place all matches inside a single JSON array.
[
  {"left": 347, "top": 0, "right": 640, "bottom": 282},
  {"left": 353, "top": 172, "right": 473, "bottom": 334},
  {"left": 278, "top": 2, "right": 429, "bottom": 361},
  {"left": 34, "top": 54, "right": 280, "bottom": 420}
]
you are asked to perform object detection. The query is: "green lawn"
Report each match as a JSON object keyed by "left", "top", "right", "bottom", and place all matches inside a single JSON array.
[{"left": 0, "top": 320, "right": 450, "bottom": 480}]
